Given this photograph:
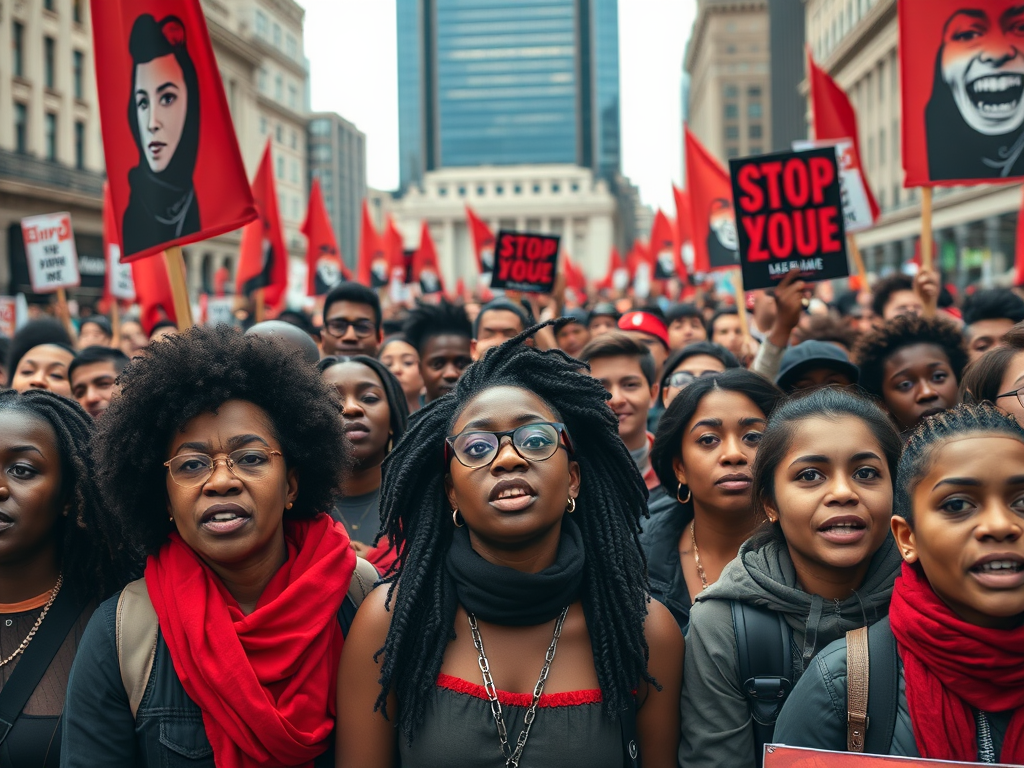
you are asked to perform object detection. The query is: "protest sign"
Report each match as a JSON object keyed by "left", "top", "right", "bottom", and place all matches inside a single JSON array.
[
  {"left": 0, "top": 297, "right": 16, "bottom": 338},
  {"left": 793, "top": 139, "right": 874, "bottom": 233},
  {"left": 730, "top": 147, "right": 848, "bottom": 291},
  {"left": 490, "top": 231, "right": 561, "bottom": 294},
  {"left": 764, "top": 745, "right": 1007, "bottom": 768},
  {"left": 21, "top": 213, "right": 81, "bottom": 293}
]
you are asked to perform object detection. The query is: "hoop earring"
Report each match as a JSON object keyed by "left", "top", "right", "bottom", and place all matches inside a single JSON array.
[
  {"left": 566, "top": 497, "right": 576, "bottom": 514},
  {"left": 387, "top": 433, "right": 394, "bottom": 453},
  {"left": 452, "top": 508, "right": 464, "bottom": 528},
  {"left": 676, "top": 483, "right": 691, "bottom": 504}
]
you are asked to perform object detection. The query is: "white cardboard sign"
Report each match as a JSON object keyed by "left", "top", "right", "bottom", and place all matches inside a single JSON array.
[
  {"left": 107, "top": 243, "right": 136, "bottom": 301},
  {"left": 21, "top": 212, "right": 81, "bottom": 292},
  {"left": 792, "top": 139, "right": 875, "bottom": 233}
]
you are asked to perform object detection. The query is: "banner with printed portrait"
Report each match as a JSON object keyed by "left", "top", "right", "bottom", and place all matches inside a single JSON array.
[
  {"left": 900, "top": 0, "right": 1024, "bottom": 185},
  {"left": 91, "top": 1, "right": 256, "bottom": 262},
  {"left": 685, "top": 127, "right": 740, "bottom": 272}
]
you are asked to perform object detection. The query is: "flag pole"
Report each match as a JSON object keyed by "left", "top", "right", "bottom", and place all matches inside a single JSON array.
[
  {"left": 55, "top": 288, "right": 77, "bottom": 343},
  {"left": 732, "top": 267, "right": 751, "bottom": 342},
  {"left": 164, "top": 246, "right": 194, "bottom": 331},
  {"left": 920, "top": 187, "right": 936, "bottom": 319},
  {"left": 254, "top": 288, "right": 265, "bottom": 323},
  {"left": 111, "top": 299, "right": 121, "bottom": 349},
  {"left": 847, "top": 234, "right": 869, "bottom": 285}
]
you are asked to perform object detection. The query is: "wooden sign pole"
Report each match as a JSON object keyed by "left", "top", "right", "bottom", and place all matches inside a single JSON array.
[
  {"left": 732, "top": 267, "right": 751, "bottom": 342},
  {"left": 164, "top": 246, "right": 194, "bottom": 331},
  {"left": 254, "top": 288, "right": 265, "bottom": 323},
  {"left": 55, "top": 288, "right": 77, "bottom": 344},
  {"left": 920, "top": 188, "right": 937, "bottom": 319},
  {"left": 111, "top": 300, "right": 121, "bottom": 349},
  {"left": 846, "top": 234, "right": 869, "bottom": 285}
]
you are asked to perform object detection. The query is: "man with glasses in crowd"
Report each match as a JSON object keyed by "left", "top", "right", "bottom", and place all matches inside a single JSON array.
[{"left": 321, "top": 283, "right": 383, "bottom": 357}]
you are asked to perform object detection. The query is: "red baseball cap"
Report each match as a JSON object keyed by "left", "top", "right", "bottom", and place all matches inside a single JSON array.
[{"left": 618, "top": 311, "right": 669, "bottom": 349}]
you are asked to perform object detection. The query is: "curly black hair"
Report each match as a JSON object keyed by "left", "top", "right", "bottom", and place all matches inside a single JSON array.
[
  {"left": 854, "top": 314, "right": 968, "bottom": 399},
  {"left": 375, "top": 321, "right": 653, "bottom": 740},
  {"left": 0, "top": 390, "right": 137, "bottom": 601},
  {"left": 402, "top": 300, "right": 472, "bottom": 356},
  {"left": 962, "top": 288, "right": 1024, "bottom": 327},
  {"left": 93, "top": 325, "right": 349, "bottom": 554},
  {"left": 870, "top": 274, "right": 915, "bottom": 318}
]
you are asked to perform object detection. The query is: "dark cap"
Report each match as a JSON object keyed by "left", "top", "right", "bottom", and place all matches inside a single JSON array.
[
  {"left": 775, "top": 340, "right": 860, "bottom": 392},
  {"left": 589, "top": 302, "right": 619, "bottom": 321}
]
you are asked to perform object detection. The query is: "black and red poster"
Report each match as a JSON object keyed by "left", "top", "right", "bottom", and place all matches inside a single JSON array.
[
  {"left": 900, "top": 0, "right": 1024, "bottom": 185},
  {"left": 730, "top": 147, "right": 848, "bottom": 291},
  {"left": 489, "top": 231, "right": 561, "bottom": 294},
  {"left": 91, "top": 0, "right": 256, "bottom": 262}
]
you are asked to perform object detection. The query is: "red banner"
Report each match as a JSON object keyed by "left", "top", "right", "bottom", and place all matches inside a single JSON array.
[
  {"left": 302, "top": 177, "right": 350, "bottom": 297},
  {"left": 236, "top": 140, "right": 288, "bottom": 307},
  {"left": 685, "top": 126, "right": 740, "bottom": 272},
  {"left": 383, "top": 217, "right": 405, "bottom": 287},
  {"left": 412, "top": 221, "right": 445, "bottom": 295},
  {"left": 91, "top": 0, "right": 255, "bottom": 262},
  {"left": 650, "top": 209, "right": 677, "bottom": 280},
  {"left": 900, "top": 0, "right": 1024, "bottom": 185},
  {"left": 356, "top": 200, "right": 385, "bottom": 288},
  {"left": 673, "top": 186, "right": 693, "bottom": 282},
  {"left": 465, "top": 205, "right": 496, "bottom": 276},
  {"left": 132, "top": 251, "right": 176, "bottom": 335}
]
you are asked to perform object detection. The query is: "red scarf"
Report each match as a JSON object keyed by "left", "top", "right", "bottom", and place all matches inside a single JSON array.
[
  {"left": 889, "top": 562, "right": 1024, "bottom": 763},
  {"left": 146, "top": 514, "right": 356, "bottom": 768}
]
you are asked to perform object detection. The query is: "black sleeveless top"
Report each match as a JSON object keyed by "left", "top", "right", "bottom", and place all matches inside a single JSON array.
[{"left": 398, "top": 674, "right": 623, "bottom": 767}]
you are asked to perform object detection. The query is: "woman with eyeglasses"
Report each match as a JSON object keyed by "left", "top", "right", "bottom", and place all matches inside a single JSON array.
[
  {"left": 659, "top": 342, "right": 741, "bottom": 410},
  {"left": 959, "top": 321, "right": 1024, "bottom": 423},
  {"left": 643, "top": 369, "right": 783, "bottom": 632},
  {"left": 63, "top": 326, "right": 355, "bottom": 767},
  {"left": 336, "top": 325, "right": 684, "bottom": 768}
]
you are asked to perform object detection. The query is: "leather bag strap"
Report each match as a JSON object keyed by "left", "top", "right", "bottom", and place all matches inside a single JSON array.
[
  {"left": 116, "top": 578, "right": 159, "bottom": 720},
  {"left": 846, "top": 626, "right": 870, "bottom": 752}
]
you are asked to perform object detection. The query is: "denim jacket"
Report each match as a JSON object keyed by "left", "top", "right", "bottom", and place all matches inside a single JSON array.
[{"left": 61, "top": 592, "right": 336, "bottom": 767}]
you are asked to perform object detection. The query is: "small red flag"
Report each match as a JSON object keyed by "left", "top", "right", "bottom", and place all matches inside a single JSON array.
[
  {"left": 673, "top": 186, "right": 693, "bottom": 282},
  {"left": 383, "top": 217, "right": 405, "bottom": 285},
  {"left": 412, "top": 222, "right": 445, "bottom": 295},
  {"left": 650, "top": 209, "right": 677, "bottom": 281},
  {"left": 465, "top": 205, "right": 496, "bottom": 275},
  {"left": 356, "top": 200, "right": 386, "bottom": 288},
  {"left": 132, "top": 252, "right": 176, "bottom": 336},
  {"left": 626, "top": 240, "right": 655, "bottom": 298},
  {"left": 236, "top": 140, "right": 289, "bottom": 307},
  {"left": 302, "top": 177, "right": 351, "bottom": 297},
  {"left": 685, "top": 126, "right": 739, "bottom": 273}
]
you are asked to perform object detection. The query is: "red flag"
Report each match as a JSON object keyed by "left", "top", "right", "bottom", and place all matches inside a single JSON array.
[
  {"left": 465, "top": 205, "right": 496, "bottom": 275},
  {"left": 90, "top": 1, "right": 256, "bottom": 262},
  {"left": 650, "top": 209, "right": 676, "bottom": 280},
  {"left": 302, "top": 177, "right": 350, "bottom": 297},
  {"left": 601, "top": 247, "right": 629, "bottom": 292},
  {"left": 236, "top": 140, "right": 288, "bottom": 307},
  {"left": 807, "top": 50, "right": 880, "bottom": 222},
  {"left": 685, "top": 126, "right": 739, "bottom": 273},
  {"left": 356, "top": 200, "right": 387, "bottom": 287},
  {"left": 412, "top": 222, "right": 445, "bottom": 295},
  {"left": 132, "top": 252, "right": 176, "bottom": 335},
  {"left": 383, "top": 217, "right": 405, "bottom": 285},
  {"left": 626, "top": 240, "right": 655, "bottom": 298},
  {"left": 673, "top": 186, "right": 693, "bottom": 281},
  {"left": 455, "top": 277, "right": 467, "bottom": 301},
  {"left": 563, "top": 253, "right": 588, "bottom": 304},
  {"left": 1017, "top": 191, "right": 1024, "bottom": 287}
]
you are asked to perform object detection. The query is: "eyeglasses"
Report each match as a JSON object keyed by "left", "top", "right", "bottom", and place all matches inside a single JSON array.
[
  {"left": 445, "top": 422, "right": 574, "bottom": 469},
  {"left": 164, "top": 449, "right": 283, "bottom": 488},
  {"left": 324, "top": 318, "right": 376, "bottom": 339},
  {"left": 996, "top": 386, "right": 1024, "bottom": 410},
  {"left": 665, "top": 370, "right": 721, "bottom": 389}
]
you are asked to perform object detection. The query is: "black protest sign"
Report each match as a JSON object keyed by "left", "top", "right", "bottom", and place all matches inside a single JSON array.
[
  {"left": 490, "top": 231, "right": 561, "bottom": 294},
  {"left": 730, "top": 147, "right": 848, "bottom": 291}
]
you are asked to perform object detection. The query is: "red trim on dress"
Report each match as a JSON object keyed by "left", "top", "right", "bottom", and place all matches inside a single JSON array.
[{"left": 437, "top": 673, "right": 603, "bottom": 708}]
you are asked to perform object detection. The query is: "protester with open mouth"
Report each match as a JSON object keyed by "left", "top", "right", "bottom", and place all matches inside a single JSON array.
[
  {"left": 62, "top": 326, "right": 356, "bottom": 767},
  {"left": 336, "top": 325, "right": 683, "bottom": 768},
  {"left": 643, "top": 369, "right": 782, "bottom": 632},
  {"left": 680, "top": 387, "right": 902, "bottom": 768},
  {"left": 775, "top": 403, "right": 1024, "bottom": 763},
  {"left": 856, "top": 314, "right": 968, "bottom": 435}
]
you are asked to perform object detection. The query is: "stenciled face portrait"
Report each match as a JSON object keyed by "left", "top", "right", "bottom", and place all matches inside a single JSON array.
[
  {"left": 709, "top": 199, "right": 739, "bottom": 251},
  {"left": 135, "top": 53, "right": 188, "bottom": 173}
]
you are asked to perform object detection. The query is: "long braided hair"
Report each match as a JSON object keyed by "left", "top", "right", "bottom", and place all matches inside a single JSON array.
[
  {"left": 375, "top": 322, "right": 654, "bottom": 740},
  {"left": 0, "top": 389, "right": 137, "bottom": 601}
]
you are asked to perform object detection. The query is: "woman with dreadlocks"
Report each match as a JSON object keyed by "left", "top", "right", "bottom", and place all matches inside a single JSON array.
[
  {"left": 336, "top": 324, "right": 684, "bottom": 768},
  {"left": 0, "top": 390, "right": 133, "bottom": 768}
]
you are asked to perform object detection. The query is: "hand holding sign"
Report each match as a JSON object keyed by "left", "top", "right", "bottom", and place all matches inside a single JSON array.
[{"left": 490, "top": 231, "right": 561, "bottom": 294}]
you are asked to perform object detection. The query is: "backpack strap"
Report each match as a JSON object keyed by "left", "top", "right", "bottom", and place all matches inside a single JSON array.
[
  {"left": 338, "top": 557, "right": 378, "bottom": 637},
  {"left": 620, "top": 694, "right": 640, "bottom": 768},
  {"left": 864, "top": 617, "right": 898, "bottom": 755},
  {"left": 845, "top": 626, "right": 869, "bottom": 752},
  {"left": 116, "top": 578, "right": 159, "bottom": 720},
  {"left": 731, "top": 601, "right": 792, "bottom": 767}
]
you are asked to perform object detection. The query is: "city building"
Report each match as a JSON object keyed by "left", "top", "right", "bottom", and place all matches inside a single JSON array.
[
  {"left": 769, "top": 0, "right": 806, "bottom": 151},
  {"left": 684, "top": 0, "right": 771, "bottom": 162},
  {"left": 389, "top": 164, "right": 617, "bottom": 283},
  {"left": 397, "top": 0, "right": 621, "bottom": 188},
  {"left": 308, "top": 112, "right": 367, "bottom": 276},
  {"left": 806, "top": 0, "right": 1019, "bottom": 286}
]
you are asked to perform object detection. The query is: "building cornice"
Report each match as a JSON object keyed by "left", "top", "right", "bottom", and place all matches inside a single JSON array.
[
  {"left": 257, "top": 92, "right": 307, "bottom": 125},
  {"left": 819, "top": 0, "right": 896, "bottom": 77},
  {"left": 206, "top": 16, "right": 262, "bottom": 69},
  {"left": 685, "top": 0, "right": 768, "bottom": 73}
]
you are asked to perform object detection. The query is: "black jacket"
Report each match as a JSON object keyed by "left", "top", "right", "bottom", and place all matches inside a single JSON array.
[{"left": 639, "top": 494, "right": 693, "bottom": 632}]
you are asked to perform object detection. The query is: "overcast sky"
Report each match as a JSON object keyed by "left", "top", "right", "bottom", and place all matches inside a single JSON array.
[{"left": 302, "top": 0, "right": 696, "bottom": 214}]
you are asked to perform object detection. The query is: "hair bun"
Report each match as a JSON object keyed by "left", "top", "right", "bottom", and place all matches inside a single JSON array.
[{"left": 161, "top": 19, "right": 186, "bottom": 47}]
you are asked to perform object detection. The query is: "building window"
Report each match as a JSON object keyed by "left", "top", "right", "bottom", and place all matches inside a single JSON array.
[
  {"left": 45, "top": 37, "right": 56, "bottom": 89},
  {"left": 275, "top": 75, "right": 283, "bottom": 101},
  {"left": 552, "top": 183, "right": 561, "bottom": 193},
  {"left": 748, "top": 86, "right": 762, "bottom": 98},
  {"left": 273, "top": 23, "right": 282, "bottom": 48},
  {"left": 750, "top": 146, "right": 763, "bottom": 155},
  {"left": 725, "top": 103, "right": 739, "bottom": 120},
  {"left": 495, "top": 185, "right": 504, "bottom": 195},
  {"left": 276, "top": 124, "right": 283, "bottom": 143},
  {"left": 12, "top": 22, "right": 24, "bottom": 78},
  {"left": 476, "top": 185, "right": 486, "bottom": 196},
  {"left": 725, "top": 125, "right": 740, "bottom": 140},
  {"left": 748, "top": 102, "right": 763, "bottom": 118},
  {"left": 258, "top": 68, "right": 267, "bottom": 93},
  {"left": 879, "top": 128, "right": 886, "bottom": 163},
  {"left": 290, "top": 130, "right": 297, "bottom": 149},
  {"left": 73, "top": 51, "right": 85, "bottom": 99},
  {"left": 277, "top": 156, "right": 284, "bottom": 178},
  {"left": 438, "top": 187, "right": 448, "bottom": 196},
  {"left": 286, "top": 35, "right": 298, "bottom": 59},
  {"left": 73, "top": 0, "right": 83, "bottom": 23},
  {"left": 533, "top": 184, "right": 542, "bottom": 194},
  {"left": 74, "top": 121, "right": 85, "bottom": 169},
  {"left": 571, "top": 182, "right": 580, "bottom": 192},
  {"left": 514, "top": 185, "right": 522, "bottom": 194},
  {"left": 724, "top": 85, "right": 738, "bottom": 99},
  {"left": 291, "top": 159, "right": 298, "bottom": 183},
  {"left": 256, "top": 10, "right": 268, "bottom": 37},
  {"left": 288, "top": 85, "right": 298, "bottom": 110},
  {"left": 44, "top": 0, "right": 55, "bottom": 10},
  {"left": 749, "top": 123, "right": 763, "bottom": 139},
  {"left": 458, "top": 186, "right": 467, "bottom": 197},
  {"left": 726, "top": 146, "right": 740, "bottom": 159},
  {"left": 45, "top": 113, "right": 57, "bottom": 161},
  {"left": 260, "top": 116, "right": 268, "bottom": 134},
  {"left": 14, "top": 102, "right": 28, "bottom": 153}
]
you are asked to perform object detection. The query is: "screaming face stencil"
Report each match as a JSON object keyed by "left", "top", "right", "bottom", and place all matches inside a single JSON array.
[{"left": 706, "top": 198, "right": 740, "bottom": 270}]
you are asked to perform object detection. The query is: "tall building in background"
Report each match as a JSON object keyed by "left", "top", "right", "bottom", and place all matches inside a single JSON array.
[
  {"left": 684, "top": 0, "right": 770, "bottom": 162},
  {"left": 308, "top": 113, "right": 367, "bottom": 275},
  {"left": 769, "top": 0, "right": 805, "bottom": 151},
  {"left": 397, "top": 0, "right": 621, "bottom": 189}
]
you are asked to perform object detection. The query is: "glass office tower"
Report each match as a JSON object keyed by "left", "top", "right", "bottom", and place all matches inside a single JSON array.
[{"left": 397, "top": 0, "right": 621, "bottom": 189}]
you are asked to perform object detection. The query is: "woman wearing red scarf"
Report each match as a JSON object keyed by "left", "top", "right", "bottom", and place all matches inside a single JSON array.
[
  {"left": 775, "top": 403, "right": 1024, "bottom": 763},
  {"left": 61, "top": 326, "right": 357, "bottom": 768}
]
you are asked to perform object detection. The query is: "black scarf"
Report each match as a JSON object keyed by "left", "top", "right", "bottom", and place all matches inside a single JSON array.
[{"left": 445, "top": 517, "right": 585, "bottom": 626}]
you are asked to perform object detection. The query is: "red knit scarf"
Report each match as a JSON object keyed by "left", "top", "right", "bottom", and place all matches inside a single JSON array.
[
  {"left": 146, "top": 514, "right": 355, "bottom": 768},
  {"left": 889, "top": 562, "right": 1024, "bottom": 763}
]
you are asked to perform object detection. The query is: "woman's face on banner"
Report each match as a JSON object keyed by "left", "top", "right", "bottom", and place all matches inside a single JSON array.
[
  {"left": 135, "top": 53, "right": 188, "bottom": 173},
  {"left": 941, "top": 8, "right": 1024, "bottom": 136},
  {"left": 709, "top": 201, "right": 738, "bottom": 250}
]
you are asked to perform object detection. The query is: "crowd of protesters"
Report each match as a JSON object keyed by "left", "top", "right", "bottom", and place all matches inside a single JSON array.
[{"left": 1, "top": 266, "right": 1024, "bottom": 768}]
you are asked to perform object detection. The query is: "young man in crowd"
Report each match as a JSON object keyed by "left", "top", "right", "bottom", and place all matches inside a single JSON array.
[
  {"left": 78, "top": 316, "right": 113, "bottom": 349},
  {"left": 69, "top": 346, "right": 130, "bottom": 419},
  {"left": 555, "top": 309, "right": 591, "bottom": 358},
  {"left": 321, "top": 282, "right": 383, "bottom": 357},
  {"left": 708, "top": 308, "right": 748, "bottom": 362},
  {"left": 618, "top": 310, "right": 670, "bottom": 378},
  {"left": 587, "top": 303, "right": 620, "bottom": 337},
  {"left": 579, "top": 332, "right": 660, "bottom": 492},
  {"left": 961, "top": 288, "right": 1024, "bottom": 361},
  {"left": 774, "top": 340, "right": 860, "bottom": 394},
  {"left": 665, "top": 302, "right": 707, "bottom": 350},
  {"left": 403, "top": 300, "right": 474, "bottom": 403},
  {"left": 470, "top": 299, "right": 529, "bottom": 361},
  {"left": 872, "top": 273, "right": 923, "bottom": 321}
]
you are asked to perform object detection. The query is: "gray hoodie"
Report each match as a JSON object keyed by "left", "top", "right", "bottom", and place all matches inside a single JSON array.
[{"left": 678, "top": 527, "right": 901, "bottom": 768}]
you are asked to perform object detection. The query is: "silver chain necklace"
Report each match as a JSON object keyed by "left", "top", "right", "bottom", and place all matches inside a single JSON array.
[{"left": 467, "top": 605, "right": 570, "bottom": 768}]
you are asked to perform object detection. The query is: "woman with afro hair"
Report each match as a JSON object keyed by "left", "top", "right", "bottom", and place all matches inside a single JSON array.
[
  {"left": 854, "top": 314, "right": 968, "bottom": 434},
  {"left": 62, "top": 326, "right": 358, "bottom": 768},
  {"left": 336, "top": 322, "right": 683, "bottom": 768}
]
